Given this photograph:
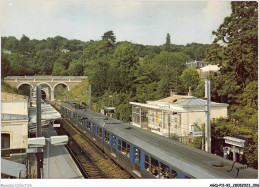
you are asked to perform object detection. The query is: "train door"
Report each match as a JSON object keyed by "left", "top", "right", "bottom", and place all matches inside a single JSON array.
[{"left": 132, "top": 147, "right": 142, "bottom": 178}]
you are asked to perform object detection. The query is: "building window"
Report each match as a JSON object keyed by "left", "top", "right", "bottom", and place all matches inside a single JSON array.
[
  {"left": 134, "top": 148, "right": 141, "bottom": 164},
  {"left": 97, "top": 126, "right": 102, "bottom": 138},
  {"left": 171, "top": 169, "right": 178, "bottom": 179},
  {"left": 145, "top": 154, "right": 150, "bottom": 172},
  {"left": 150, "top": 157, "right": 159, "bottom": 177},
  {"left": 1, "top": 133, "right": 10, "bottom": 149},
  {"left": 104, "top": 130, "right": 110, "bottom": 144},
  {"left": 159, "top": 162, "right": 170, "bottom": 179}
]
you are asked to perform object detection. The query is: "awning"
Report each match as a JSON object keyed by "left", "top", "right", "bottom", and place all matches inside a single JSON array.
[{"left": 28, "top": 102, "right": 61, "bottom": 130}]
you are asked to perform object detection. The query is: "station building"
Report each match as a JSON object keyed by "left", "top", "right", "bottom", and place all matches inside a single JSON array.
[
  {"left": 1, "top": 92, "right": 29, "bottom": 151},
  {"left": 130, "top": 94, "right": 228, "bottom": 144}
]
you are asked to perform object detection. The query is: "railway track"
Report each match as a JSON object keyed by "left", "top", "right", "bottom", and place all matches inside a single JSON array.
[
  {"left": 51, "top": 106, "right": 132, "bottom": 179},
  {"left": 55, "top": 126, "right": 107, "bottom": 179}
]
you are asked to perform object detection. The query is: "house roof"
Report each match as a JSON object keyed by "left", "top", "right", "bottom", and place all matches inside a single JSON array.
[
  {"left": 147, "top": 95, "right": 229, "bottom": 107},
  {"left": 147, "top": 95, "right": 192, "bottom": 104},
  {"left": 199, "top": 64, "right": 220, "bottom": 72},
  {"left": 176, "top": 97, "right": 228, "bottom": 107}
]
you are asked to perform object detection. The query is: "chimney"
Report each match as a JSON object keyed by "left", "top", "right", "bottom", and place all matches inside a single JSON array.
[{"left": 188, "top": 87, "right": 192, "bottom": 96}]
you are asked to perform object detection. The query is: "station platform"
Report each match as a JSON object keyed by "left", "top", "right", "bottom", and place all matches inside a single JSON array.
[{"left": 42, "top": 125, "right": 83, "bottom": 179}]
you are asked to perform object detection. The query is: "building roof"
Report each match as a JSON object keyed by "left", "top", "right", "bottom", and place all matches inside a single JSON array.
[
  {"left": 1, "top": 92, "right": 28, "bottom": 101},
  {"left": 199, "top": 64, "right": 220, "bottom": 72},
  {"left": 1, "top": 113, "right": 28, "bottom": 121},
  {"left": 147, "top": 95, "right": 229, "bottom": 107},
  {"left": 176, "top": 97, "right": 228, "bottom": 107},
  {"left": 129, "top": 102, "right": 183, "bottom": 112},
  {"left": 148, "top": 95, "right": 192, "bottom": 104},
  {"left": 29, "top": 103, "right": 61, "bottom": 128}
]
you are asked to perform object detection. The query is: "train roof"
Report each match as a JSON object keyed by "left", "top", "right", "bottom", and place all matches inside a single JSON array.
[{"left": 61, "top": 102, "right": 258, "bottom": 179}]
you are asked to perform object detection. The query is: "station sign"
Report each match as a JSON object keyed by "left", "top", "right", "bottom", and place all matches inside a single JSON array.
[
  {"left": 193, "top": 131, "right": 203, "bottom": 137},
  {"left": 224, "top": 136, "right": 245, "bottom": 148},
  {"left": 53, "top": 123, "right": 60, "bottom": 128}
]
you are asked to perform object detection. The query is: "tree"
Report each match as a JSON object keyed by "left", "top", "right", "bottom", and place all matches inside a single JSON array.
[
  {"left": 206, "top": 1, "right": 258, "bottom": 88},
  {"left": 152, "top": 52, "right": 190, "bottom": 96},
  {"left": 102, "top": 30, "right": 116, "bottom": 47},
  {"left": 19, "top": 35, "right": 30, "bottom": 54},
  {"left": 164, "top": 33, "right": 171, "bottom": 52},
  {"left": 52, "top": 61, "right": 66, "bottom": 76},
  {"left": 66, "top": 60, "right": 84, "bottom": 76},
  {"left": 180, "top": 67, "right": 200, "bottom": 94},
  {"left": 112, "top": 42, "right": 139, "bottom": 92},
  {"left": 1, "top": 52, "right": 10, "bottom": 78}
]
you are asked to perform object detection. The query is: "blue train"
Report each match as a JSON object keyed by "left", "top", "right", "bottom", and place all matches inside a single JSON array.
[{"left": 58, "top": 101, "right": 258, "bottom": 179}]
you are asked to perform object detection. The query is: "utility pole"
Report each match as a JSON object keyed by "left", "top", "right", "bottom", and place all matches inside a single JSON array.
[
  {"left": 36, "top": 85, "right": 42, "bottom": 137},
  {"left": 205, "top": 80, "right": 211, "bottom": 153},
  {"left": 36, "top": 85, "right": 43, "bottom": 178},
  {"left": 88, "top": 85, "right": 91, "bottom": 109}
]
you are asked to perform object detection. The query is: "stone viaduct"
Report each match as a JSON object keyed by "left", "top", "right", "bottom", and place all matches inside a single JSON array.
[{"left": 4, "top": 76, "right": 88, "bottom": 101}]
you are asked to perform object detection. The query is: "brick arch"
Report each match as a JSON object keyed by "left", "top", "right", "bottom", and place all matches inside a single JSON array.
[
  {"left": 36, "top": 82, "right": 53, "bottom": 90},
  {"left": 17, "top": 82, "right": 33, "bottom": 90},
  {"left": 53, "top": 82, "right": 70, "bottom": 91}
]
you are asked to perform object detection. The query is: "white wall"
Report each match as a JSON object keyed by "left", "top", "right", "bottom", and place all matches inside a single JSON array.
[
  {"left": 181, "top": 105, "right": 228, "bottom": 134},
  {"left": 1, "top": 120, "right": 28, "bottom": 148},
  {"left": 1, "top": 100, "right": 28, "bottom": 116}
]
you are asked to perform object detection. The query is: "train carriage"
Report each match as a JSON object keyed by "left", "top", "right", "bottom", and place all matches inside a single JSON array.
[{"left": 59, "top": 102, "right": 258, "bottom": 179}]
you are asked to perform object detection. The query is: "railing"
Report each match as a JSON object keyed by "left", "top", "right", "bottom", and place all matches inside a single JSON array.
[{"left": 5, "top": 76, "right": 88, "bottom": 79}]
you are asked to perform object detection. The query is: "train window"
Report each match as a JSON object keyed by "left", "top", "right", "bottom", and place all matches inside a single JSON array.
[
  {"left": 87, "top": 121, "right": 91, "bottom": 131},
  {"left": 118, "top": 139, "right": 122, "bottom": 151},
  {"left": 104, "top": 131, "right": 110, "bottom": 144},
  {"left": 112, "top": 135, "right": 116, "bottom": 147},
  {"left": 171, "top": 169, "right": 177, "bottom": 179},
  {"left": 126, "top": 143, "right": 130, "bottom": 158},
  {"left": 78, "top": 116, "right": 82, "bottom": 124},
  {"left": 150, "top": 157, "right": 159, "bottom": 178},
  {"left": 159, "top": 163, "right": 169, "bottom": 179},
  {"left": 122, "top": 141, "right": 126, "bottom": 155},
  {"left": 145, "top": 154, "right": 150, "bottom": 172},
  {"left": 97, "top": 126, "right": 102, "bottom": 138},
  {"left": 134, "top": 148, "right": 141, "bottom": 164}
]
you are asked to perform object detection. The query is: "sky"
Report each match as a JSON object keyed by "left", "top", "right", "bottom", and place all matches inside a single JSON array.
[{"left": 1, "top": 0, "right": 231, "bottom": 46}]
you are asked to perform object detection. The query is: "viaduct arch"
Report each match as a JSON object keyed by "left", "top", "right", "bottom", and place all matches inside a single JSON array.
[{"left": 4, "top": 76, "right": 88, "bottom": 101}]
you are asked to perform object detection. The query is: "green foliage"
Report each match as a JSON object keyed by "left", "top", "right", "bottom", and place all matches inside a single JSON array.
[
  {"left": 152, "top": 52, "right": 190, "bottom": 96},
  {"left": 52, "top": 61, "right": 66, "bottom": 76},
  {"left": 113, "top": 42, "right": 139, "bottom": 92},
  {"left": 66, "top": 60, "right": 84, "bottom": 76},
  {"left": 204, "top": 2, "right": 258, "bottom": 169},
  {"left": 1, "top": 52, "right": 10, "bottom": 78},
  {"left": 67, "top": 79, "right": 89, "bottom": 103},
  {"left": 185, "top": 43, "right": 211, "bottom": 61},
  {"left": 211, "top": 118, "right": 258, "bottom": 169},
  {"left": 193, "top": 80, "right": 205, "bottom": 98},
  {"left": 164, "top": 33, "right": 172, "bottom": 52},
  {"left": 180, "top": 67, "right": 200, "bottom": 93},
  {"left": 1, "top": 80, "right": 20, "bottom": 94},
  {"left": 102, "top": 30, "right": 116, "bottom": 47},
  {"left": 207, "top": 1, "right": 258, "bottom": 87}
]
